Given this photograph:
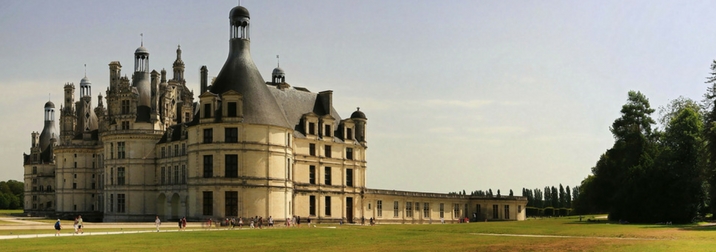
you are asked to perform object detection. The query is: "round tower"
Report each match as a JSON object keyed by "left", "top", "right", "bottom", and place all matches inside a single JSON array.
[
  {"left": 351, "top": 107, "right": 367, "bottom": 143},
  {"left": 39, "top": 101, "right": 58, "bottom": 152},
  {"left": 133, "top": 42, "right": 152, "bottom": 121},
  {"left": 173, "top": 45, "right": 185, "bottom": 82}
]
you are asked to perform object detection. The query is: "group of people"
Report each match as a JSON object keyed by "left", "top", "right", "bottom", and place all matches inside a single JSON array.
[{"left": 53, "top": 215, "right": 84, "bottom": 236}]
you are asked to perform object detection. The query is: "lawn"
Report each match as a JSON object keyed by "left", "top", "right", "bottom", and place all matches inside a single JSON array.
[{"left": 0, "top": 217, "right": 714, "bottom": 251}]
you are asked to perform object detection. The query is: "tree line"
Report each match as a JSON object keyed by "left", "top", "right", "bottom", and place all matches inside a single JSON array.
[
  {"left": 574, "top": 61, "right": 716, "bottom": 223},
  {"left": 0, "top": 180, "right": 23, "bottom": 209},
  {"left": 448, "top": 189, "right": 515, "bottom": 197},
  {"left": 522, "top": 184, "right": 578, "bottom": 209}
]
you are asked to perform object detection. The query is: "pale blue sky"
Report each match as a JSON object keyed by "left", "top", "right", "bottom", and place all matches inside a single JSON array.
[{"left": 1, "top": 0, "right": 714, "bottom": 194}]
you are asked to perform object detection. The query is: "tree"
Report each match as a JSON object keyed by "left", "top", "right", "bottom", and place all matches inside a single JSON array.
[
  {"left": 544, "top": 187, "right": 551, "bottom": 208},
  {"left": 566, "top": 186, "right": 572, "bottom": 208},
  {"left": 559, "top": 184, "right": 566, "bottom": 208},
  {"left": 704, "top": 60, "right": 716, "bottom": 219},
  {"left": 509, "top": 189, "right": 514, "bottom": 197},
  {"left": 589, "top": 91, "right": 657, "bottom": 221},
  {"left": 654, "top": 105, "right": 705, "bottom": 222}
]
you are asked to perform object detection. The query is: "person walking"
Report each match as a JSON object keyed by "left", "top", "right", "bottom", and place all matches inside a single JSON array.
[
  {"left": 78, "top": 215, "right": 84, "bottom": 234},
  {"left": 182, "top": 217, "right": 187, "bottom": 231},
  {"left": 155, "top": 216, "right": 161, "bottom": 232},
  {"left": 54, "top": 219, "right": 62, "bottom": 236},
  {"left": 73, "top": 217, "right": 78, "bottom": 234},
  {"left": 268, "top": 216, "right": 273, "bottom": 228},
  {"left": 238, "top": 217, "right": 243, "bottom": 229}
]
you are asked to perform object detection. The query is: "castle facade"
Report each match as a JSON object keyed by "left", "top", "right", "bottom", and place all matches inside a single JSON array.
[{"left": 23, "top": 5, "right": 526, "bottom": 223}]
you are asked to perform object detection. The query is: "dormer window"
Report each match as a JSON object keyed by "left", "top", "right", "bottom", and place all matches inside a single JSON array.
[
  {"left": 324, "top": 125, "right": 331, "bottom": 137},
  {"left": 308, "top": 122, "right": 316, "bottom": 135},
  {"left": 346, "top": 127, "right": 353, "bottom": 140},
  {"left": 227, "top": 102, "right": 237, "bottom": 117},
  {"left": 204, "top": 103, "right": 212, "bottom": 118}
]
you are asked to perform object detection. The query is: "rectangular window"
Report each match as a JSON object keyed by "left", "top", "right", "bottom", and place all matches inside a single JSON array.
[
  {"left": 346, "top": 148, "right": 353, "bottom": 160},
  {"left": 110, "top": 167, "right": 114, "bottom": 185},
  {"left": 325, "top": 196, "right": 331, "bottom": 216},
  {"left": 91, "top": 182, "right": 95, "bottom": 189},
  {"left": 377, "top": 200, "right": 383, "bottom": 217},
  {"left": 204, "top": 103, "right": 212, "bottom": 118},
  {"left": 110, "top": 143, "right": 114, "bottom": 159},
  {"left": 73, "top": 183, "right": 77, "bottom": 189},
  {"left": 493, "top": 205, "right": 499, "bottom": 219},
  {"left": 440, "top": 203, "right": 444, "bottom": 218},
  {"left": 161, "top": 147, "right": 165, "bottom": 158},
  {"left": 324, "top": 124, "right": 331, "bottom": 137},
  {"left": 394, "top": 201, "right": 399, "bottom": 218},
  {"left": 181, "top": 165, "right": 186, "bottom": 184},
  {"left": 109, "top": 194, "right": 113, "bottom": 212},
  {"left": 454, "top": 204, "right": 460, "bottom": 218},
  {"left": 325, "top": 145, "right": 331, "bottom": 158},
  {"left": 117, "top": 167, "right": 125, "bottom": 185},
  {"left": 225, "top": 127, "right": 238, "bottom": 143},
  {"left": 423, "top": 203, "right": 430, "bottom": 218},
  {"left": 203, "top": 155, "right": 213, "bottom": 178},
  {"left": 225, "top": 191, "right": 238, "bottom": 217},
  {"left": 160, "top": 167, "right": 165, "bottom": 185},
  {"left": 309, "top": 165, "right": 316, "bottom": 184},
  {"left": 33, "top": 166, "right": 37, "bottom": 174},
  {"left": 476, "top": 204, "right": 481, "bottom": 214},
  {"left": 309, "top": 195, "right": 316, "bottom": 216},
  {"left": 324, "top": 167, "right": 331, "bottom": 185},
  {"left": 203, "top": 128, "right": 213, "bottom": 143},
  {"left": 117, "top": 194, "right": 126, "bottom": 213},
  {"left": 182, "top": 143, "right": 186, "bottom": 155},
  {"left": 406, "top": 202, "right": 413, "bottom": 218},
  {"left": 167, "top": 167, "right": 172, "bottom": 185},
  {"left": 346, "top": 168, "right": 353, "bottom": 187},
  {"left": 225, "top": 154, "right": 238, "bottom": 178},
  {"left": 203, "top": 191, "right": 213, "bottom": 215},
  {"left": 173, "top": 166, "right": 179, "bottom": 184},
  {"left": 347, "top": 128, "right": 353, "bottom": 140},
  {"left": 309, "top": 143, "right": 316, "bottom": 156},
  {"left": 117, "top": 142, "right": 125, "bottom": 159},
  {"left": 308, "top": 122, "right": 316, "bottom": 135},
  {"left": 121, "top": 100, "right": 130, "bottom": 114},
  {"left": 121, "top": 121, "right": 130, "bottom": 130},
  {"left": 504, "top": 205, "right": 510, "bottom": 220},
  {"left": 227, "top": 102, "right": 237, "bottom": 117},
  {"left": 174, "top": 145, "right": 178, "bottom": 156}
]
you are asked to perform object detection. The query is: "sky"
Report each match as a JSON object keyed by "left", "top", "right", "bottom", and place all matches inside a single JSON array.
[{"left": 1, "top": 0, "right": 715, "bottom": 195}]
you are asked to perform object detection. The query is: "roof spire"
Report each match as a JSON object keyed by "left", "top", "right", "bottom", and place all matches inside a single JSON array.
[
  {"left": 140, "top": 33, "right": 144, "bottom": 46},
  {"left": 84, "top": 64, "right": 87, "bottom": 77},
  {"left": 277, "top": 55, "right": 280, "bottom": 67}
]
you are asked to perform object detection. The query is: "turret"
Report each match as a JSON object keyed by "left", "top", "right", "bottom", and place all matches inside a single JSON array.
[
  {"left": 133, "top": 40, "right": 152, "bottom": 122},
  {"left": 209, "top": 5, "right": 290, "bottom": 128},
  {"left": 173, "top": 45, "right": 185, "bottom": 82},
  {"left": 39, "top": 101, "right": 58, "bottom": 152},
  {"left": 351, "top": 107, "right": 367, "bottom": 144}
]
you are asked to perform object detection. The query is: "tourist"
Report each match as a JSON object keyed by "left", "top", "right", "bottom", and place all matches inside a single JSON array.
[
  {"left": 178, "top": 218, "right": 183, "bottom": 231},
  {"left": 258, "top": 216, "right": 263, "bottom": 229},
  {"left": 250, "top": 217, "right": 255, "bottom": 229},
  {"left": 155, "top": 216, "right": 161, "bottom": 232},
  {"left": 297, "top": 215, "right": 301, "bottom": 228},
  {"left": 78, "top": 215, "right": 84, "bottom": 234},
  {"left": 182, "top": 217, "right": 187, "bottom": 230},
  {"left": 307, "top": 216, "right": 311, "bottom": 227},
  {"left": 238, "top": 217, "right": 243, "bottom": 229},
  {"left": 54, "top": 219, "right": 62, "bottom": 236},
  {"left": 268, "top": 216, "right": 273, "bottom": 228},
  {"left": 73, "top": 217, "right": 78, "bottom": 234}
]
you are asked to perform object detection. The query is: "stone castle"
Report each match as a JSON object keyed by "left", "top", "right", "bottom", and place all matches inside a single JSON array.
[{"left": 23, "top": 5, "right": 526, "bottom": 223}]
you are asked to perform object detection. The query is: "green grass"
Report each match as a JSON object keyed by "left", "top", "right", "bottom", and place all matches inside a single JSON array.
[
  {"left": 0, "top": 209, "right": 22, "bottom": 216},
  {"left": 0, "top": 217, "right": 714, "bottom": 251}
]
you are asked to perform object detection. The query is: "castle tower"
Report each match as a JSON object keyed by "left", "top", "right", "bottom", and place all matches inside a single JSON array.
[
  {"left": 351, "top": 108, "right": 367, "bottom": 144},
  {"left": 209, "top": 5, "right": 290, "bottom": 128},
  {"left": 77, "top": 76, "right": 98, "bottom": 133},
  {"left": 133, "top": 41, "right": 152, "bottom": 122},
  {"left": 60, "top": 83, "right": 76, "bottom": 144},
  {"left": 172, "top": 45, "right": 185, "bottom": 82},
  {"left": 39, "top": 101, "right": 58, "bottom": 158}
]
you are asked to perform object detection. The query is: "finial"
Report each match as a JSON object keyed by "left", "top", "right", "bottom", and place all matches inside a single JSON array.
[
  {"left": 277, "top": 55, "right": 280, "bottom": 67},
  {"left": 140, "top": 33, "right": 144, "bottom": 46},
  {"left": 84, "top": 64, "right": 87, "bottom": 77},
  {"left": 357, "top": 107, "right": 360, "bottom": 111}
]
